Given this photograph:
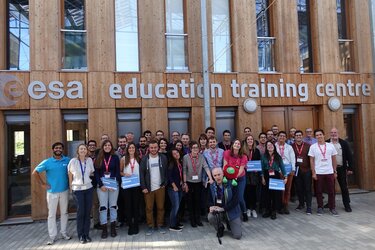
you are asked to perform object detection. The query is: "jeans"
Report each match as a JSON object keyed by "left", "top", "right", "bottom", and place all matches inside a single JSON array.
[
  {"left": 97, "top": 187, "right": 119, "bottom": 224},
  {"left": 237, "top": 175, "right": 246, "bottom": 213},
  {"left": 168, "top": 188, "right": 182, "bottom": 227},
  {"left": 295, "top": 170, "right": 312, "bottom": 208},
  {"left": 46, "top": 190, "right": 69, "bottom": 239},
  {"left": 74, "top": 188, "right": 93, "bottom": 238},
  {"left": 316, "top": 174, "right": 335, "bottom": 209}
]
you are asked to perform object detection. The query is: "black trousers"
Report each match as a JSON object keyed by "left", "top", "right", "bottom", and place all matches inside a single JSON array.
[
  {"left": 295, "top": 170, "right": 312, "bottom": 208},
  {"left": 187, "top": 182, "right": 202, "bottom": 223},
  {"left": 337, "top": 166, "right": 351, "bottom": 208},
  {"left": 121, "top": 187, "right": 141, "bottom": 225},
  {"left": 262, "top": 172, "right": 282, "bottom": 213}
]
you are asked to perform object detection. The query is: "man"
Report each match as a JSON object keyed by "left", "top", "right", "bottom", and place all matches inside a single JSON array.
[
  {"left": 155, "top": 130, "right": 164, "bottom": 141},
  {"left": 205, "top": 127, "right": 216, "bottom": 138},
  {"left": 327, "top": 128, "right": 354, "bottom": 212},
  {"left": 181, "top": 133, "right": 191, "bottom": 155},
  {"left": 126, "top": 132, "right": 135, "bottom": 144},
  {"left": 208, "top": 167, "right": 242, "bottom": 240},
  {"left": 257, "top": 132, "right": 267, "bottom": 156},
  {"left": 266, "top": 130, "right": 275, "bottom": 143},
  {"left": 143, "top": 130, "right": 152, "bottom": 144},
  {"left": 275, "top": 131, "right": 296, "bottom": 214},
  {"left": 271, "top": 125, "right": 279, "bottom": 143},
  {"left": 287, "top": 127, "right": 297, "bottom": 145},
  {"left": 291, "top": 130, "right": 312, "bottom": 214},
  {"left": 218, "top": 130, "right": 232, "bottom": 151},
  {"left": 32, "top": 142, "right": 71, "bottom": 245},
  {"left": 243, "top": 127, "right": 259, "bottom": 145},
  {"left": 87, "top": 140, "right": 101, "bottom": 230},
  {"left": 303, "top": 128, "right": 317, "bottom": 144},
  {"left": 137, "top": 136, "right": 149, "bottom": 158},
  {"left": 116, "top": 135, "right": 127, "bottom": 158},
  {"left": 170, "top": 131, "right": 180, "bottom": 144},
  {"left": 308, "top": 129, "right": 338, "bottom": 216},
  {"left": 140, "top": 140, "right": 168, "bottom": 236},
  {"left": 203, "top": 136, "right": 224, "bottom": 169}
]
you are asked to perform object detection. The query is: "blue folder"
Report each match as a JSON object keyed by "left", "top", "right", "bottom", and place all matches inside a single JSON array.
[
  {"left": 269, "top": 178, "right": 285, "bottom": 191},
  {"left": 284, "top": 164, "right": 292, "bottom": 175},
  {"left": 247, "top": 160, "right": 262, "bottom": 172},
  {"left": 121, "top": 175, "right": 140, "bottom": 189},
  {"left": 101, "top": 177, "right": 118, "bottom": 190}
]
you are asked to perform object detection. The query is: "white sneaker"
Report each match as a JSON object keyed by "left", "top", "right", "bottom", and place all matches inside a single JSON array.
[
  {"left": 61, "top": 234, "right": 71, "bottom": 240},
  {"left": 46, "top": 238, "right": 55, "bottom": 245},
  {"left": 246, "top": 209, "right": 251, "bottom": 217},
  {"left": 251, "top": 210, "right": 258, "bottom": 218}
]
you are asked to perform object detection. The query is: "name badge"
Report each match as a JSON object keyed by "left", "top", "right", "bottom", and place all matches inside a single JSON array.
[
  {"left": 216, "top": 199, "right": 222, "bottom": 204},
  {"left": 297, "top": 157, "right": 303, "bottom": 163},
  {"left": 269, "top": 170, "right": 275, "bottom": 176},
  {"left": 192, "top": 175, "right": 199, "bottom": 180},
  {"left": 104, "top": 172, "right": 110, "bottom": 178},
  {"left": 321, "top": 159, "right": 328, "bottom": 162}
]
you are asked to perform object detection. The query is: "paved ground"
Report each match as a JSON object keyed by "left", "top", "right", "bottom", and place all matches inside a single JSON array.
[{"left": 1, "top": 191, "right": 375, "bottom": 250}]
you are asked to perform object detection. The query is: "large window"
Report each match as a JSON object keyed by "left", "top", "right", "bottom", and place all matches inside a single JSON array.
[
  {"left": 117, "top": 109, "right": 142, "bottom": 142},
  {"left": 7, "top": 0, "right": 30, "bottom": 70},
  {"left": 212, "top": 0, "right": 232, "bottom": 72},
  {"left": 336, "top": 0, "right": 353, "bottom": 72},
  {"left": 168, "top": 108, "right": 190, "bottom": 135},
  {"left": 215, "top": 108, "right": 236, "bottom": 142},
  {"left": 115, "top": 0, "right": 139, "bottom": 71},
  {"left": 297, "top": 0, "right": 313, "bottom": 72},
  {"left": 165, "top": 0, "right": 188, "bottom": 71},
  {"left": 61, "top": 0, "right": 87, "bottom": 70},
  {"left": 256, "top": 0, "right": 275, "bottom": 72}
]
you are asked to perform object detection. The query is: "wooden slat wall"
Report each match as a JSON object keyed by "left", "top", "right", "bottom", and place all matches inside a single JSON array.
[
  {"left": 114, "top": 73, "right": 142, "bottom": 108},
  {"left": 186, "top": 0, "right": 202, "bottom": 73},
  {"left": 166, "top": 73, "right": 191, "bottom": 107},
  {"left": 86, "top": 0, "right": 115, "bottom": 71},
  {"left": 231, "top": 0, "right": 258, "bottom": 72},
  {"left": 237, "top": 104, "right": 262, "bottom": 141},
  {"left": 29, "top": 71, "right": 60, "bottom": 109},
  {"left": 360, "top": 104, "right": 375, "bottom": 190},
  {"left": 29, "top": 0, "right": 60, "bottom": 71},
  {"left": 191, "top": 106, "right": 204, "bottom": 140},
  {"left": 0, "top": 111, "right": 5, "bottom": 221},
  {"left": 140, "top": 73, "right": 167, "bottom": 108},
  {"left": 310, "top": 0, "right": 339, "bottom": 73},
  {"left": 31, "top": 109, "right": 63, "bottom": 219},
  {"left": 0, "top": 72, "right": 30, "bottom": 110},
  {"left": 272, "top": 0, "right": 300, "bottom": 73},
  {"left": 141, "top": 107, "right": 168, "bottom": 137},
  {"left": 138, "top": 0, "right": 165, "bottom": 72},
  {"left": 88, "top": 108, "right": 117, "bottom": 144},
  {"left": 318, "top": 105, "right": 344, "bottom": 136},
  {"left": 0, "top": 0, "right": 6, "bottom": 69},
  {"left": 88, "top": 72, "right": 115, "bottom": 109},
  {"left": 59, "top": 73, "right": 88, "bottom": 109}
]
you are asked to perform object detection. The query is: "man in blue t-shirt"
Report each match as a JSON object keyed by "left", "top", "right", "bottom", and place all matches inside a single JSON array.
[{"left": 32, "top": 142, "right": 71, "bottom": 245}]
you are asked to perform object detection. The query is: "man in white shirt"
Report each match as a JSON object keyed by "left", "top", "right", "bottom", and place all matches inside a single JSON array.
[
  {"left": 275, "top": 131, "right": 296, "bottom": 214},
  {"left": 308, "top": 129, "right": 338, "bottom": 216}
]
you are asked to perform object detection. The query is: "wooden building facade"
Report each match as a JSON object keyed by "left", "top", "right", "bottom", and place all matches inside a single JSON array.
[{"left": 0, "top": 0, "right": 374, "bottom": 221}]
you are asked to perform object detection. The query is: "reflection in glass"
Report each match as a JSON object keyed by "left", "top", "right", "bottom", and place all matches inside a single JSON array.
[
  {"left": 165, "top": 0, "right": 188, "bottom": 71},
  {"left": 212, "top": 0, "right": 232, "bottom": 72},
  {"left": 336, "top": 0, "right": 347, "bottom": 39},
  {"left": 8, "top": 0, "right": 30, "bottom": 70},
  {"left": 297, "top": 0, "right": 313, "bottom": 72},
  {"left": 116, "top": 0, "right": 139, "bottom": 71},
  {"left": 256, "top": 0, "right": 270, "bottom": 37},
  {"left": 62, "top": 0, "right": 87, "bottom": 69}
]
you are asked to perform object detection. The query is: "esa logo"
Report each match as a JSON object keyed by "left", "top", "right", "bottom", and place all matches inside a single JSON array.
[{"left": 0, "top": 75, "right": 24, "bottom": 107}]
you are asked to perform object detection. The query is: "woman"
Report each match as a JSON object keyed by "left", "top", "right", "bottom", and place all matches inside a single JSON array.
[
  {"left": 260, "top": 141, "right": 287, "bottom": 220},
  {"left": 183, "top": 141, "right": 213, "bottom": 227},
  {"left": 68, "top": 144, "right": 95, "bottom": 244},
  {"left": 120, "top": 142, "right": 141, "bottom": 235},
  {"left": 173, "top": 140, "right": 183, "bottom": 155},
  {"left": 242, "top": 135, "right": 261, "bottom": 218},
  {"left": 94, "top": 140, "right": 121, "bottom": 238},
  {"left": 158, "top": 138, "right": 169, "bottom": 158},
  {"left": 223, "top": 139, "right": 248, "bottom": 221},
  {"left": 167, "top": 147, "right": 184, "bottom": 232},
  {"left": 198, "top": 133, "right": 208, "bottom": 154}
]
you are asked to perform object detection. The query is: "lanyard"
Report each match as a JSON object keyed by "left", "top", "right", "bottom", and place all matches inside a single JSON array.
[
  {"left": 139, "top": 148, "right": 148, "bottom": 158},
  {"left": 210, "top": 149, "right": 219, "bottom": 167},
  {"left": 268, "top": 155, "right": 274, "bottom": 169},
  {"left": 247, "top": 150, "right": 253, "bottom": 161},
  {"left": 278, "top": 144, "right": 285, "bottom": 158},
  {"left": 189, "top": 154, "right": 198, "bottom": 175},
  {"left": 295, "top": 142, "right": 305, "bottom": 156},
  {"left": 103, "top": 155, "right": 112, "bottom": 172},
  {"left": 129, "top": 158, "right": 136, "bottom": 174},
  {"left": 224, "top": 143, "right": 230, "bottom": 151},
  {"left": 79, "top": 159, "right": 86, "bottom": 183},
  {"left": 177, "top": 162, "right": 183, "bottom": 181},
  {"left": 318, "top": 143, "right": 327, "bottom": 159}
]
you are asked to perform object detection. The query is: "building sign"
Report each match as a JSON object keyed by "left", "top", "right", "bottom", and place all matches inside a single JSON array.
[{"left": 0, "top": 75, "right": 372, "bottom": 107}]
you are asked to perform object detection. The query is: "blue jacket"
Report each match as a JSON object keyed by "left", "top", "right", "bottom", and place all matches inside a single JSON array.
[{"left": 209, "top": 181, "right": 241, "bottom": 221}]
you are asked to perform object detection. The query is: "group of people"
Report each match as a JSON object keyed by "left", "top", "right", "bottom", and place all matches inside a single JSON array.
[{"left": 32, "top": 125, "right": 354, "bottom": 245}]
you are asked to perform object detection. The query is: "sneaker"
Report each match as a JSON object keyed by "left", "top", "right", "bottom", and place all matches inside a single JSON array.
[
  {"left": 46, "top": 238, "right": 55, "bottom": 245},
  {"left": 345, "top": 206, "right": 352, "bottom": 212},
  {"left": 247, "top": 209, "right": 251, "bottom": 217},
  {"left": 284, "top": 208, "right": 290, "bottom": 215},
  {"left": 295, "top": 205, "right": 305, "bottom": 211},
  {"left": 177, "top": 223, "right": 184, "bottom": 228},
  {"left": 330, "top": 209, "right": 339, "bottom": 217},
  {"left": 251, "top": 210, "right": 258, "bottom": 218},
  {"left": 317, "top": 207, "right": 324, "bottom": 216},
  {"left": 169, "top": 226, "right": 182, "bottom": 232},
  {"left": 323, "top": 203, "right": 329, "bottom": 209},
  {"left": 61, "top": 234, "right": 71, "bottom": 240},
  {"left": 146, "top": 227, "right": 154, "bottom": 236},
  {"left": 158, "top": 226, "right": 167, "bottom": 234},
  {"left": 306, "top": 207, "right": 312, "bottom": 215}
]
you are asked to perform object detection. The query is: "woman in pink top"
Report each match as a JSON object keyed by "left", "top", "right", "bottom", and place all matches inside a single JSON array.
[{"left": 223, "top": 139, "right": 248, "bottom": 221}]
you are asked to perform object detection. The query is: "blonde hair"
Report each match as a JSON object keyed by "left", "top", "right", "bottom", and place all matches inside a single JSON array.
[{"left": 75, "top": 143, "right": 88, "bottom": 158}]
